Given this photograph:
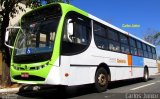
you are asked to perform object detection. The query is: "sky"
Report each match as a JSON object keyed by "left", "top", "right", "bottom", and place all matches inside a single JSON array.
[{"left": 71, "top": 0, "right": 160, "bottom": 55}]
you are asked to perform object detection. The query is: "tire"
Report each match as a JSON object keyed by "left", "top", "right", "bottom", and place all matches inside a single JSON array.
[
  {"left": 95, "top": 67, "right": 109, "bottom": 92},
  {"left": 143, "top": 68, "right": 149, "bottom": 82}
]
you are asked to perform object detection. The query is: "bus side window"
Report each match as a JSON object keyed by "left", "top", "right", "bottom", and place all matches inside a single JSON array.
[
  {"left": 108, "top": 29, "right": 120, "bottom": 52},
  {"left": 109, "top": 41, "right": 120, "bottom": 52},
  {"left": 120, "top": 34, "right": 129, "bottom": 54},
  {"left": 152, "top": 47, "right": 157, "bottom": 59},
  {"left": 73, "top": 22, "right": 89, "bottom": 45},
  {"left": 147, "top": 45, "right": 152, "bottom": 59},
  {"left": 142, "top": 43, "right": 149, "bottom": 58},
  {"left": 136, "top": 41, "right": 143, "bottom": 56},
  {"left": 129, "top": 38, "right": 138, "bottom": 55},
  {"left": 93, "top": 21, "right": 108, "bottom": 50},
  {"left": 61, "top": 12, "right": 91, "bottom": 55}
]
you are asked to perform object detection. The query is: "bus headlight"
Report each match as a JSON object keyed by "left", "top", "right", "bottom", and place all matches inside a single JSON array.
[
  {"left": 13, "top": 63, "right": 48, "bottom": 71},
  {"left": 36, "top": 64, "right": 48, "bottom": 70}
]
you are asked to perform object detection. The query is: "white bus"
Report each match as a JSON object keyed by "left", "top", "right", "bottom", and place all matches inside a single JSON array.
[{"left": 5, "top": 3, "right": 158, "bottom": 92}]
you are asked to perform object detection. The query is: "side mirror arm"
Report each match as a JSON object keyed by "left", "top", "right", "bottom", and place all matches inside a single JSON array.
[
  {"left": 67, "top": 19, "right": 74, "bottom": 42},
  {"left": 4, "top": 26, "right": 20, "bottom": 49}
]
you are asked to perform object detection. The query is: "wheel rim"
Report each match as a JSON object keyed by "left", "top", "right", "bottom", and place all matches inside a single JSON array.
[{"left": 98, "top": 73, "right": 107, "bottom": 86}]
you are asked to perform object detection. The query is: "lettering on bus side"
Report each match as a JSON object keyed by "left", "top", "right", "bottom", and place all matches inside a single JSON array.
[{"left": 117, "top": 59, "right": 126, "bottom": 63}]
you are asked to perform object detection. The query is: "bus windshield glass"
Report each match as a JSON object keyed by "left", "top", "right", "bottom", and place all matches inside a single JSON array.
[{"left": 13, "top": 4, "right": 61, "bottom": 63}]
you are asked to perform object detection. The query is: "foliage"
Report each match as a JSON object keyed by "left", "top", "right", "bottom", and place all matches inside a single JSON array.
[
  {"left": 153, "top": 32, "right": 160, "bottom": 45},
  {"left": 26, "top": 0, "right": 70, "bottom": 8},
  {"left": 143, "top": 29, "right": 160, "bottom": 46}
]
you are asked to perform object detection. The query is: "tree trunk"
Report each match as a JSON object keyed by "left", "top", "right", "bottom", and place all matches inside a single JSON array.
[
  {"left": 0, "top": 11, "right": 11, "bottom": 86},
  {"left": 1, "top": 60, "right": 11, "bottom": 86}
]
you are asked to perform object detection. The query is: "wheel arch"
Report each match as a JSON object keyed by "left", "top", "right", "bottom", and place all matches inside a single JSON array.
[
  {"left": 144, "top": 65, "right": 149, "bottom": 73},
  {"left": 96, "top": 63, "right": 111, "bottom": 81}
]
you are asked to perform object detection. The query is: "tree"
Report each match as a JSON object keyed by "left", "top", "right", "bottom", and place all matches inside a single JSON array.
[
  {"left": 0, "top": 15, "right": 2, "bottom": 49},
  {"left": 153, "top": 32, "right": 160, "bottom": 45},
  {"left": 143, "top": 28, "right": 160, "bottom": 46},
  {"left": 0, "top": 0, "right": 71, "bottom": 86},
  {"left": 0, "top": 0, "right": 26, "bottom": 86},
  {"left": 26, "top": 0, "right": 71, "bottom": 8}
]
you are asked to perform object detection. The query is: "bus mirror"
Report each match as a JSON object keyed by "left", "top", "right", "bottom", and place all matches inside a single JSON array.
[
  {"left": 5, "top": 30, "right": 9, "bottom": 42},
  {"left": 5, "top": 28, "right": 14, "bottom": 49},
  {"left": 4, "top": 26, "right": 20, "bottom": 49},
  {"left": 67, "top": 19, "right": 73, "bottom": 42}
]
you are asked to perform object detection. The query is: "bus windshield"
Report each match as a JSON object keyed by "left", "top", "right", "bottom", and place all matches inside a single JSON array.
[{"left": 13, "top": 4, "right": 61, "bottom": 63}]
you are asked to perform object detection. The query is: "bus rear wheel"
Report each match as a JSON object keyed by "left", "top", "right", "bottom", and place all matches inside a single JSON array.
[
  {"left": 95, "top": 67, "right": 108, "bottom": 92},
  {"left": 143, "top": 68, "right": 149, "bottom": 82}
]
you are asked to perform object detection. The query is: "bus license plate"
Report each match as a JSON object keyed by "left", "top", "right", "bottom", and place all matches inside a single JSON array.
[{"left": 21, "top": 73, "right": 29, "bottom": 78}]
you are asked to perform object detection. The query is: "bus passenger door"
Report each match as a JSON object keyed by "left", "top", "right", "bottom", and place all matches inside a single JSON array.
[{"left": 60, "top": 11, "right": 92, "bottom": 85}]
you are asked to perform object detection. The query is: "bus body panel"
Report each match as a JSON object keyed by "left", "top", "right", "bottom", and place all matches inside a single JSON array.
[
  {"left": 132, "top": 67, "right": 144, "bottom": 78},
  {"left": 144, "top": 58, "right": 158, "bottom": 75},
  {"left": 149, "top": 68, "right": 158, "bottom": 76},
  {"left": 144, "top": 58, "right": 157, "bottom": 68}
]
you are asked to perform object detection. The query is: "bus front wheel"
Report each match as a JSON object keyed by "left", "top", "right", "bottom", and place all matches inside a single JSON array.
[{"left": 95, "top": 67, "right": 108, "bottom": 92}]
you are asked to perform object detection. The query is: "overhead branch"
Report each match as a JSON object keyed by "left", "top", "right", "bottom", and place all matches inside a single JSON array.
[{"left": 0, "top": 10, "right": 4, "bottom": 16}]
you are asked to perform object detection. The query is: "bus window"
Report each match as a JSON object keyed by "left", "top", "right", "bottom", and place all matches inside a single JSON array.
[
  {"left": 129, "top": 38, "right": 136, "bottom": 47},
  {"left": 129, "top": 38, "right": 137, "bottom": 55},
  {"left": 137, "top": 41, "right": 143, "bottom": 56},
  {"left": 142, "top": 43, "right": 147, "bottom": 50},
  {"left": 120, "top": 34, "right": 128, "bottom": 45},
  {"left": 120, "top": 34, "right": 129, "bottom": 54},
  {"left": 152, "top": 47, "right": 157, "bottom": 59},
  {"left": 61, "top": 12, "right": 91, "bottom": 55},
  {"left": 109, "top": 40, "right": 120, "bottom": 52},
  {"left": 94, "top": 22, "right": 108, "bottom": 50},
  {"left": 130, "top": 47, "right": 138, "bottom": 55},
  {"left": 147, "top": 45, "right": 152, "bottom": 59},
  {"left": 94, "top": 22, "right": 106, "bottom": 37},
  {"left": 107, "top": 28, "right": 120, "bottom": 52},
  {"left": 121, "top": 44, "right": 130, "bottom": 54},
  {"left": 142, "top": 43, "right": 149, "bottom": 58},
  {"left": 108, "top": 29, "right": 119, "bottom": 41}
]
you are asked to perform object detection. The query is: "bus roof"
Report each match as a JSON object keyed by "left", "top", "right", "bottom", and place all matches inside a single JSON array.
[{"left": 88, "top": 14, "right": 155, "bottom": 47}]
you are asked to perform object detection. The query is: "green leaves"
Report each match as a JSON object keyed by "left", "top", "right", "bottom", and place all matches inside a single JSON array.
[{"left": 26, "top": 0, "right": 71, "bottom": 8}]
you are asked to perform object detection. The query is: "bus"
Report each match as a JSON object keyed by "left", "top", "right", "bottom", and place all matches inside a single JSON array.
[{"left": 5, "top": 3, "right": 158, "bottom": 92}]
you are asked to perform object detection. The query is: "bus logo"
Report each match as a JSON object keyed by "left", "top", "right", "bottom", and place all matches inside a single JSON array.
[
  {"left": 26, "top": 48, "right": 31, "bottom": 54},
  {"left": 117, "top": 59, "right": 126, "bottom": 63}
]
